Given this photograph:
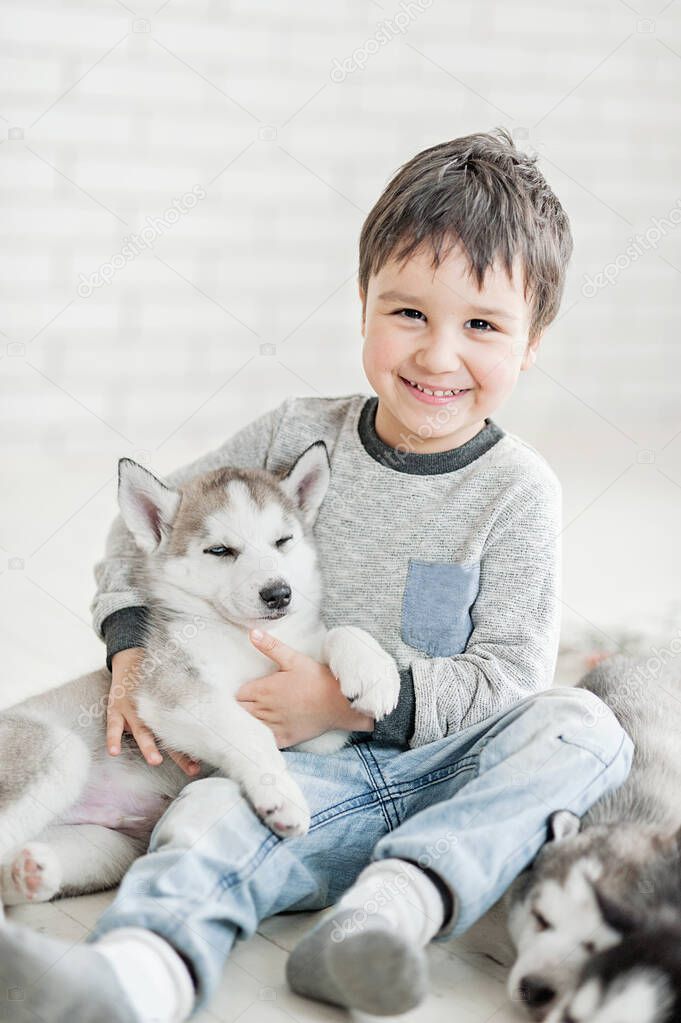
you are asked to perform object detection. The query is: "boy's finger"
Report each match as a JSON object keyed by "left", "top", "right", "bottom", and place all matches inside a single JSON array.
[
  {"left": 236, "top": 699, "right": 260, "bottom": 716},
  {"left": 167, "top": 749, "right": 201, "bottom": 776},
  {"left": 249, "top": 629, "right": 297, "bottom": 670},
  {"left": 130, "top": 721, "right": 163, "bottom": 766},
  {"left": 235, "top": 678, "right": 264, "bottom": 700},
  {"left": 106, "top": 709, "right": 125, "bottom": 755}
]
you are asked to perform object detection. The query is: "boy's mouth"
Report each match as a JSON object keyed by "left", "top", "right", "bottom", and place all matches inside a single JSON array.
[{"left": 399, "top": 376, "right": 472, "bottom": 405}]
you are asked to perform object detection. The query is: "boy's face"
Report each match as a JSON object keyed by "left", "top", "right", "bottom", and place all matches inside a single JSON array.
[{"left": 359, "top": 239, "right": 544, "bottom": 454}]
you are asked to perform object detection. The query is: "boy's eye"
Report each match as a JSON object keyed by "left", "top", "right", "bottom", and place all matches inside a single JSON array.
[
  {"left": 204, "top": 545, "right": 239, "bottom": 558},
  {"left": 395, "top": 308, "right": 426, "bottom": 321},
  {"left": 393, "top": 310, "right": 496, "bottom": 332}
]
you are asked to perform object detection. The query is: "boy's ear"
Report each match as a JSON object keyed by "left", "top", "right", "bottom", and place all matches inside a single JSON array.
[
  {"left": 520, "top": 330, "right": 545, "bottom": 371},
  {"left": 358, "top": 282, "right": 366, "bottom": 336}
]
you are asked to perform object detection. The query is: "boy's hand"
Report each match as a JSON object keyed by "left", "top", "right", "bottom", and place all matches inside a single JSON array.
[
  {"left": 108, "top": 648, "right": 201, "bottom": 776},
  {"left": 237, "top": 629, "right": 375, "bottom": 748}
]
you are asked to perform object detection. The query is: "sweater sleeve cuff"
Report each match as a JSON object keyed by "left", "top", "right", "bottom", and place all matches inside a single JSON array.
[
  {"left": 367, "top": 667, "right": 416, "bottom": 747},
  {"left": 411, "top": 658, "right": 464, "bottom": 747},
  {"left": 101, "top": 606, "right": 149, "bottom": 672}
]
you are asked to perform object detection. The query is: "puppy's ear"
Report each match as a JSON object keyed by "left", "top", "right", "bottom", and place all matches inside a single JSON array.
[
  {"left": 278, "top": 441, "right": 330, "bottom": 525},
  {"left": 547, "top": 809, "right": 582, "bottom": 843},
  {"left": 592, "top": 885, "right": 640, "bottom": 935},
  {"left": 117, "top": 458, "right": 182, "bottom": 553}
]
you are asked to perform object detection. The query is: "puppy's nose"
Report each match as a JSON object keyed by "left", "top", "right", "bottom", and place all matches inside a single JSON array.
[
  {"left": 259, "top": 581, "right": 292, "bottom": 610},
  {"left": 518, "top": 975, "right": 555, "bottom": 1009}
]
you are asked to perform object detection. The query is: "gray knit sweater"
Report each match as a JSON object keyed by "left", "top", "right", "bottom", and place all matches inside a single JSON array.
[{"left": 91, "top": 393, "right": 562, "bottom": 750}]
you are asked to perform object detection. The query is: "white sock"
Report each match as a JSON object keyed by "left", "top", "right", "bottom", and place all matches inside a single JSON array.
[
  {"left": 94, "top": 927, "right": 196, "bottom": 1023},
  {"left": 336, "top": 858, "right": 447, "bottom": 946}
]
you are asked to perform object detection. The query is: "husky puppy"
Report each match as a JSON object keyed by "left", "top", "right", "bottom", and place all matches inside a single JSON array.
[
  {"left": 0, "top": 441, "right": 399, "bottom": 907},
  {"left": 504, "top": 653, "right": 681, "bottom": 1020},
  {"left": 543, "top": 891, "right": 681, "bottom": 1022}
]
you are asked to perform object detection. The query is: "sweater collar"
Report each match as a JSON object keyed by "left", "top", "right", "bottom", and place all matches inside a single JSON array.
[{"left": 357, "top": 395, "right": 504, "bottom": 475}]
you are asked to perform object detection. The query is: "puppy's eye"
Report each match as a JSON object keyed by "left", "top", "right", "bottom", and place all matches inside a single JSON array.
[
  {"left": 275, "top": 535, "right": 293, "bottom": 548},
  {"left": 204, "top": 545, "right": 238, "bottom": 558},
  {"left": 532, "top": 909, "right": 551, "bottom": 930},
  {"left": 582, "top": 940, "right": 597, "bottom": 954}
]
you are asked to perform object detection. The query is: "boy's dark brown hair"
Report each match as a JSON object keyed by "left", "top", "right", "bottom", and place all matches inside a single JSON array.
[{"left": 358, "top": 127, "right": 573, "bottom": 342}]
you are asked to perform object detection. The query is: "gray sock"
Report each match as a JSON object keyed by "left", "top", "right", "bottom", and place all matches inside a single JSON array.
[
  {"left": 286, "top": 907, "right": 429, "bottom": 1016},
  {"left": 0, "top": 922, "right": 141, "bottom": 1023}
]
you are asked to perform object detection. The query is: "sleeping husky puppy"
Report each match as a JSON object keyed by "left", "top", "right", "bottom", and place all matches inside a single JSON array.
[
  {"left": 543, "top": 890, "right": 681, "bottom": 1022},
  {"left": 504, "top": 652, "right": 681, "bottom": 1020},
  {"left": 0, "top": 441, "right": 399, "bottom": 907}
]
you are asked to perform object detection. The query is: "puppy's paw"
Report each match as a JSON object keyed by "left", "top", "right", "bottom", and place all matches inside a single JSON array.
[
  {"left": 349, "top": 660, "right": 401, "bottom": 720},
  {"left": 1, "top": 842, "right": 61, "bottom": 905},
  {"left": 247, "top": 774, "right": 310, "bottom": 838},
  {"left": 325, "top": 626, "right": 401, "bottom": 720}
]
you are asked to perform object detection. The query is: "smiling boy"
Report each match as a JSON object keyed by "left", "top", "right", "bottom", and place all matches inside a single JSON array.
[{"left": 0, "top": 128, "right": 633, "bottom": 1023}]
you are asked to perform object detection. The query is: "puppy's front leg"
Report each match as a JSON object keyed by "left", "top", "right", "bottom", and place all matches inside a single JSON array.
[
  {"left": 141, "top": 693, "right": 310, "bottom": 838},
  {"left": 323, "top": 626, "right": 400, "bottom": 721}
]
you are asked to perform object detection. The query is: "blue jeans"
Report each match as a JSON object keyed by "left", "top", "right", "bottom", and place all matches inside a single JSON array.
[{"left": 88, "top": 686, "right": 633, "bottom": 1013}]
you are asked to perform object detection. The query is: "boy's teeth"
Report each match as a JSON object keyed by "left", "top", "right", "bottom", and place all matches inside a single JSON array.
[{"left": 408, "top": 379, "right": 464, "bottom": 397}]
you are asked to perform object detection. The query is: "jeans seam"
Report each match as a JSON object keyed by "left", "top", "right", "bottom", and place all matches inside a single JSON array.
[
  {"left": 355, "top": 744, "right": 394, "bottom": 831},
  {"left": 556, "top": 732, "right": 612, "bottom": 767},
  {"left": 364, "top": 744, "right": 402, "bottom": 827},
  {"left": 386, "top": 755, "right": 479, "bottom": 798},
  {"left": 218, "top": 832, "right": 280, "bottom": 890}
]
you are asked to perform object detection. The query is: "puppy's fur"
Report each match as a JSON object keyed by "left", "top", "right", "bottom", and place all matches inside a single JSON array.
[
  {"left": 503, "top": 654, "right": 681, "bottom": 1020},
  {"left": 0, "top": 441, "right": 399, "bottom": 906}
]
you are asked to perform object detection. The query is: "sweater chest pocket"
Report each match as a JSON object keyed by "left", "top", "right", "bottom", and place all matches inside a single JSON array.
[{"left": 400, "top": 558, "right": 481, "bottom": 657}]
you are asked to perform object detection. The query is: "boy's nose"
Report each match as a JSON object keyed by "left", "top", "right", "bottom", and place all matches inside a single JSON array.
[{"left": 415, "top": 330, "right": 464, "bottom": 373}]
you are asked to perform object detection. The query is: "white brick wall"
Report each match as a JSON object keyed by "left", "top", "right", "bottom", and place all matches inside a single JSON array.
[{"left": 2, "top": 0, "right": 681, "bottom": 695}]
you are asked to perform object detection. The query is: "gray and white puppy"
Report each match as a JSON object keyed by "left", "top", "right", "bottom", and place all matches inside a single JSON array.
[
  {"left": 0, "top": 440, "right": 399, "bottom": 907},
  {"left": 542, "top": 887, "right": 681, "bottom": 1023},
  {"left": 504, "top": 653, "right": 681, "bottom": 1021}
]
